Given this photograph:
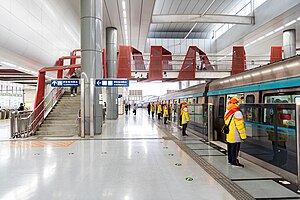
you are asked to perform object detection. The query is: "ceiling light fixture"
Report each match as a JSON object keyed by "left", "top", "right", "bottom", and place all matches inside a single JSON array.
[
  {"left": 274, "top": 26, "right": 284, "bottom": 32},
  {"left": 285, "top": 20, "right": 296, "bottom": 27},
  {"left": 297, "top": 17, "right": 300, "bottom": 21},
  {"left": 265, "top": 31, "right": 274, "bottom": 37}
]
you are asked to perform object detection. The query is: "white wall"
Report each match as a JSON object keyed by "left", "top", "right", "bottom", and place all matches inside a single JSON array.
[{"left": 0, "top": 0, "right": 80, "bottom": 73}]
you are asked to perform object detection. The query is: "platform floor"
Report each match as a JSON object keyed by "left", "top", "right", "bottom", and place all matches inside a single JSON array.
[
  {"left": 0, "top": 109, "right": 300, "bottom": 199},
  {"left": 0, "top": 119, "right": 11, "bottom": 140}
]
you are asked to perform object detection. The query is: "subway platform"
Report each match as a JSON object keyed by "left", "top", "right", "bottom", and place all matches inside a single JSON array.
[{"left": 0, "top": 109, "right": 300, "bottom": 199}]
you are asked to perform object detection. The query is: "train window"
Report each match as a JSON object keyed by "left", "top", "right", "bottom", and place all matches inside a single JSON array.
[
  {"left": 264, "top": 93, "right": 300, "bottom": 103},
  {"left": 219, "top": 97, "right": 225, "bottom": 117},
  {"left": 246, "top": 95, "right": 255, "bottom": 103}
]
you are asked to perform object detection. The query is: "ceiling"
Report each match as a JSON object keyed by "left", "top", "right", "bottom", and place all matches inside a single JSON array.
[
  {"left": 149, "top": 0, "right": 251, "bottom": 39},
  {"left": 0, "top": 69, "right": 37, "bottom": 85}
]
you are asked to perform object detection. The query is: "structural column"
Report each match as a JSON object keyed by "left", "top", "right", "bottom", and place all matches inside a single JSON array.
[
  {"left": 283, "top": 29, "right": 296, "bottom": 59},
  {"left": 106, "top": 27, "right": 118, "bottom": 119},
  {"left": 81, "top": 0, "right": 103, "bottom": 135}
]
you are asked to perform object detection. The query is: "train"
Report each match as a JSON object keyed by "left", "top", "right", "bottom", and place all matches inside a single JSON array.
[{"left": 158, "top": 55, "right": 300, "bottom": 183}]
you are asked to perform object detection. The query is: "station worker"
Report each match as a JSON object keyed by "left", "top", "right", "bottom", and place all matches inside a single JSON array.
[
  {"left": 163, "top": 102, "right": 169, "bottom": 124},
  {"left": 181, "top": 102, "right": 190, "bottom": 136},
  {"left": 157, "top": 102, "right": 162, "bottom": 120},
  {"left": 151, "top": 103, "right": 155, "bottom": 119},
  {"left": 224, "top": 97, "right": 247, "bottom": 168}
]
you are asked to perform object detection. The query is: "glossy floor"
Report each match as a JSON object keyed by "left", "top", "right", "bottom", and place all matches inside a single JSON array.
[{"left": 0, "top": 110, "right": 235, "bottom": 200}]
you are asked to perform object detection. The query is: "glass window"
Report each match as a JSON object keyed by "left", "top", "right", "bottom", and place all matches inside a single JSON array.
[
  {"left": 246, "top": 95, "right": 255, "bottom": 103},
  {"left": 264, "top": 93, "right": 300, "bottom": 103}
]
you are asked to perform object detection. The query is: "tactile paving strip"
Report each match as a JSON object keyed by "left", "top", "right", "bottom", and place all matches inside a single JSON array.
[{"left": 158, "top": 123, "right": 255, "bottom": 200}]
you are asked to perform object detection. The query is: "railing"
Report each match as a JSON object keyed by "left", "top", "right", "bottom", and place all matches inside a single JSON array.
[
  {"left": 10, "top": 87, "right": 64, "bottom": 138},
  {"left": 130, "top": 54, "right": 270, "bottom": 72}
]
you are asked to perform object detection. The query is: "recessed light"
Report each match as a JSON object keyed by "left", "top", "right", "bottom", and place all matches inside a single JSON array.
[
  {"left": 274, "top": 26, "right": 284, "bottom": 32},
  {"left": 265, "top": 31, "right": 274, "bottom": 37},
  {"left": 122, "top": 1, "right": 126, "bottom": 9},
  {"left": 285, "top": 20, "right": 296, "bottom": 27}
]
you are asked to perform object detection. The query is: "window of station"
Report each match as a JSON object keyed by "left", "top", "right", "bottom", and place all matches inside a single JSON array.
[{"left": 264, "top": 93, "right": 300, "bottom": 103}]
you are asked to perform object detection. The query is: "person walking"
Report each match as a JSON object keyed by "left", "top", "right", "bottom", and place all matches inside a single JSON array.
[
  {"left": 151, "top": 103, "right": 155, "bottom": 119},
  {"left": 224, "top": 97, "right": 247, "bottom": 168},
  {"left": 147, "top": 103, "right": 151, "bottom": 116},
  {"left": 70, "top": 72, "right": 78, "bottom": 97},
  {"left": 125, "top": 103, "right": 129, "bottom": 115},
  {"left": 128, "top": 104, "right": 131, "bottom": 111},
  {"left": 181, "top": 102, "right": 189, "bottom": 136},
  {"left": 133, "top": 103, "right": 137, "bottom": 115}
]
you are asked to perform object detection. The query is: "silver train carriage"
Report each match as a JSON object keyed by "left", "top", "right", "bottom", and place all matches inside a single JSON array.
[{"left": 157, "top": 55, "right": 300, "bottom": 180}]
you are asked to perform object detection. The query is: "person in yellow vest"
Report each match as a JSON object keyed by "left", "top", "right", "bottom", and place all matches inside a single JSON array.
[
  {"left": 157, "top": 102, "right": 162, "bottom": 120},
  {"left": 163, "top": 103, "right": 169, "bottom": 124},
  {"left": 181, "top": 102, "right": 190, "bottom": 136},
  {"left": 150, "top": 103, "right": 155, "bottom": 119},
  {"left": 224, "top": 97, "right": 247, "bottom": 168}
]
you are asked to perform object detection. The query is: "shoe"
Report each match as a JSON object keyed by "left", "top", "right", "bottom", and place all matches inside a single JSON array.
[
  {"left": 71, "top": 94, "right": 74, "bottom": 97},
  {"left": 227, "top": 162, "right": 232, "bottom": 165},
  {"left": 182, "top": 134, "right": 188, "bottom": 136},
  {"left": 232, "top": 163, "right": 244, "bottom": 168},
  {"left": 74, "top": 93, "right": 77, "bottom": 96}
]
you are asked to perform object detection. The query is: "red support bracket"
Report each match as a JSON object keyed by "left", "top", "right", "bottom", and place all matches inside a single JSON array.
[
  {"left": 117, "top": 46, "right": 131, "bottom": 79},
  {"left": 232, "top": 46, "right": 246, "bottom": 75},
  {"left": 132, "top": 47, "right": 145, "bottom": 70},
  {"left": 148, "top": 46, "right": 172, "bottom": 80},
  {"left": 177, "top": 46, "right": 212, "bottom": 80},
  {"left": 270, "top": 46, "right": 282, "bottom": 63}
]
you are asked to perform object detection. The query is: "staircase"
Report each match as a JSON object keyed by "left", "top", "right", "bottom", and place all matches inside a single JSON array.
[{"left": 36, "top": 91, "right": 80, "bottom": 137}]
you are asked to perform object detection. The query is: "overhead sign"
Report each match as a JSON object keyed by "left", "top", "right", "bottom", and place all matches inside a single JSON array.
[
  {"left": 51, "top": 79, "right": 80, "bottom": 87},
  {"left": 95, "top": 79, "right": 129, "bottom": 87}
]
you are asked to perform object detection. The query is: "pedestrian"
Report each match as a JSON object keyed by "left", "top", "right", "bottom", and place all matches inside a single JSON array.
[
  {"left": 18, "top": 103, "right": 24, "bottom": 111},
  {"left": 151, "top": 102, "right": 155, "bottom": 119},
  {"left": 224, "top": 97, "right": 247, "bottom": 168},
  {"left": 128, "top": 103, "right": 131, "bottom": 111},
  {"left": 181, "top": 102, "right": 189, "bottom": 136},
  {"left": 70, "top": 72, "right": 78, "bottom": 97},
  {"left": 157, "top": 102, "right": 162, "bottom": 120},
  {"left": 163, "top": 103, "right": 168, "bottom": 124},
  {"left": 125, "top": 103, "right": 129, "bottom": 115},
  {"left": 133, "top": 103, "right": 137, "bottom": 115},
  {"left": 147, "top": 103, "right": 151, "bottom": 116}
]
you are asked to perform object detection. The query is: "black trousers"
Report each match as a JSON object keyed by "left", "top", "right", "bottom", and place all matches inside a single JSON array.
[
  {"left": 182, "top": 123, "right": 187, "bottom": 135},
  {"left": 164, "top": 117, "right": 168, "bottom": 124},
  {"left": 148, "top": 109, "right": 150, "bottom": 115},
  {"left": 151, "top": 111, "right": 154, "bottom": 118},
  {"left": 227, "top": 142, "right": 241, "bottom": 164},
  {"left": 70, "top": 86, "right": 77, "bottom": 94},
  {"left": 158, "top": 113, "right": 161, "bottom": 120}
]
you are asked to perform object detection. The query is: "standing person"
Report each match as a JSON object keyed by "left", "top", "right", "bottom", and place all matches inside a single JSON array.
[
  {"left": 224, "top": 97, "right": 247, "bottom": 168},
  {"left": 70, "top": 72, "right": 78, "bottom": 97},
  {"left": 147, "top": 103, "right": 151, "bottom": 116},
  {"left": 18, "top": 103, "right": 24, "bottom": 111},
  {"left": 181, "top": 102, "right": 189, "bottom": 136},
  {"left": 133, "top": 103, "right": 137, "bottom": 115},
  {"left": 163, "top": 103, "right": 169, "bottom": 124},
  {"left": 151, "top": 103, "right": 155, "bottom": 119},
  {"left": 125, "top": 103, "right": 129, "bottom": 115},
  {"left": 128, "top": 103, "right": 131, "bottom": 111},
  {"left": 157, "top": 102, "right": 162, "bottom": 120}
]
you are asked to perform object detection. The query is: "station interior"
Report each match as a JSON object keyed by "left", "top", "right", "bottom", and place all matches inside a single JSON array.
[{"left": 1, "top": 0, "right": 300, "bottom": 199}]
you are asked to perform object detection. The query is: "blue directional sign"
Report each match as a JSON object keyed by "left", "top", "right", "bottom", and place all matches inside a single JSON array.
[
  {"left": 95, "top": 79, "right": 129, "bottom": 87},
  {"left": 51, "top": 79, "right": 80, "bottom": 87}
]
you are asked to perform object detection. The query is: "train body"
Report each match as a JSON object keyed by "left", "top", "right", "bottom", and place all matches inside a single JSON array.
[{"left": 158, "top": 55, "right": 300, "bottom": 182}]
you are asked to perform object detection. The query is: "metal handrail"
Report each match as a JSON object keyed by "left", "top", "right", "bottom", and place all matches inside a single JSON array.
[{"left": 10, "top": 87, "right": 64, "bottom": 138}]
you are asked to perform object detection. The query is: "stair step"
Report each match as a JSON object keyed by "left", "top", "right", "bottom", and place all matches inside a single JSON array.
[
  {"left": 43, "top": 120, "right": 76, "bottom": 124},
  {"left": 41, "top": 124, "right": 76, "bottom": 127},
  {"left": 47, "top": 116, "right": 77, "bottom": 120},
  {"left": 38, "top": 126, "right": 77, "bottom": 131}
]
